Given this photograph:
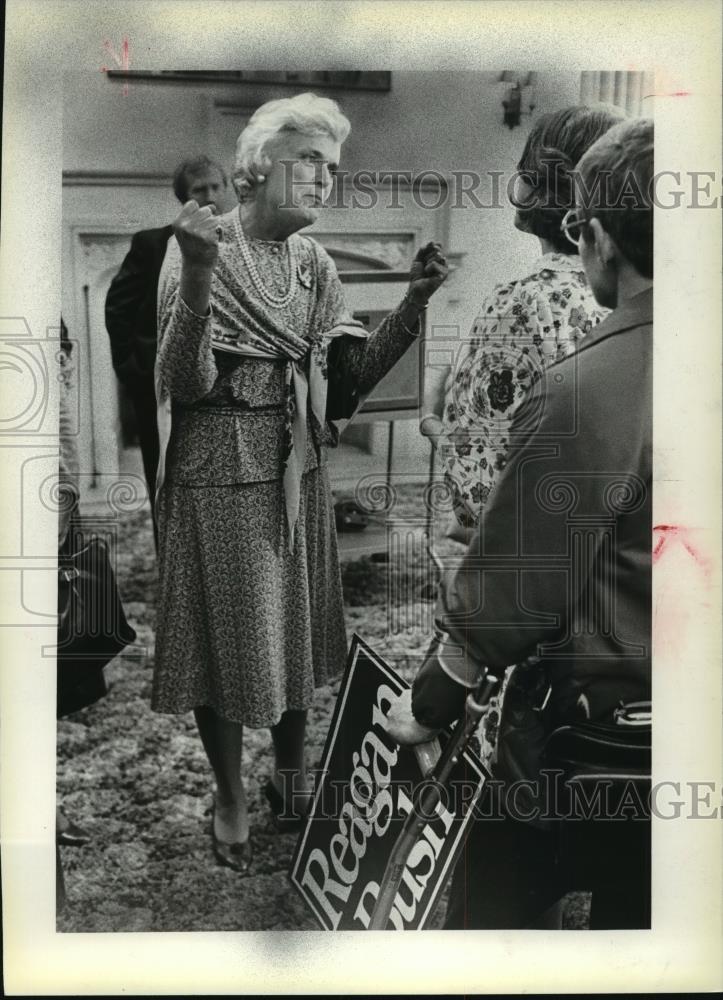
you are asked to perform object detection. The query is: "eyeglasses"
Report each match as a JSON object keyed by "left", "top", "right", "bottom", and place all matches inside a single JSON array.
[{"left": 560, "top": 209, "right": 586, "bottom": 247}]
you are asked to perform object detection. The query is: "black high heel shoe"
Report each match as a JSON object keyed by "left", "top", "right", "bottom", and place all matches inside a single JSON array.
[
  {"left": 56, "top": 810, "right": 91, "bottom": 847},
  {"left": 264, "top": 779, "right": 312, "bottom": 832},
  {"left": 205, "top": 802, "right": 253, "bottom": 874}
]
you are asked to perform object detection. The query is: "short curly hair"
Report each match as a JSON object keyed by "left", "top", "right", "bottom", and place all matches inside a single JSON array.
[
  {"left": 514, "top": 104, "right": 628, "bottom": 254},
  {"left": 576, "top": 118, "right": 654, "bottom": 278},
  {"left": 172, "top": 156, "right": 227, "bottom": 203},
  {"left": 232, "top": 92, "right": 351, "bottom": 202}
]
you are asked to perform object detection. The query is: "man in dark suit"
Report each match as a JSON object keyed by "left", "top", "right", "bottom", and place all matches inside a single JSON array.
[
  {"left": 388, "top": 119, "right": 654, "bottom": 929},
  {"left": 105, "top": 156, "right": 229, "bottom": 541}
]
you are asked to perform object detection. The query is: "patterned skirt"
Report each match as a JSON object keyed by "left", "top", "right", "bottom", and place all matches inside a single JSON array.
[{"left": 151, "top": 466, "right": 348, "bottom": 727}]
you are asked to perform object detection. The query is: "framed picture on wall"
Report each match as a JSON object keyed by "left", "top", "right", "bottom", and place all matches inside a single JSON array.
[{"left": 340, "top": 271, "right": 422, "bottom": 416}]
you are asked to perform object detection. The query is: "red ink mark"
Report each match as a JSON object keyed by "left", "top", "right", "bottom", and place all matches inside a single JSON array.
[
  {"left": 649, "top": 91, "right": 692, "bottom": 98},
  {"left": 101, "top": 37, "right": 130, "bottom": 94},
  {"left": 653, "top": 524, "right": 709, "bottom": 571}
]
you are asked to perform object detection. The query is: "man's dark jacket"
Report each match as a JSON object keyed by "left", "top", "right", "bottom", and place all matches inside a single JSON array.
[
  {"left": 105, "top": 225, "right": 173, "bottom": 393},
  {"left": 105, "top": 225, "right": 173, "bottom": 520}
]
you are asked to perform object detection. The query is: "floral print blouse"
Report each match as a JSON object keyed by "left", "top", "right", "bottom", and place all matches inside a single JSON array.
[{"left": 438, "top": 253, "right": 607, "bottom": 527}]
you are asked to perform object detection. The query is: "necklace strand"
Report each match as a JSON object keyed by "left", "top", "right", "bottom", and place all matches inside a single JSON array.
[{"left": 234, "top": 212, "right": 299, "bottom": 309}]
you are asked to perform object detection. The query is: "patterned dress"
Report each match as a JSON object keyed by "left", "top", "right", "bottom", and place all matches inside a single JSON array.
[
  {"left": 439, "top": 252, "right": 607, "bottom": 528},
  {"left": 151, "top": 215, "right": 418, "bottom": 727}
]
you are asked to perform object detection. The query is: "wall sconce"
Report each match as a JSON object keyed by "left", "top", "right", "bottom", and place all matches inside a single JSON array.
[{"left": 498, "top": 71, "right": 537, "bottom": 129}]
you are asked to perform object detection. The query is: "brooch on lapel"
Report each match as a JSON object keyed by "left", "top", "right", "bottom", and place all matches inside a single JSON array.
[{"left": 297, "top": 257, "right": 314, "bottom": 289}]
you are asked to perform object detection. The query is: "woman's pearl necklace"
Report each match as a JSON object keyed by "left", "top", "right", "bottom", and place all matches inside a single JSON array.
[{"left": 234, "top": 210, "right": 299, "bottom": 310}]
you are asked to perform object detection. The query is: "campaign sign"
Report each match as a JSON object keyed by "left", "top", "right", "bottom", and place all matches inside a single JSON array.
[{"left": 290, "top": 635, "right": 488, "bottom": 930}]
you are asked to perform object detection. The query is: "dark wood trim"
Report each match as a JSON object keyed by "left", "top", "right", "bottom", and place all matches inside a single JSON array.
[
  {"left": 63, "top": 171, "right": 171, "bottom": 187},
  {"left": 106, "top": 70, "right": 392, "bottom": 91}
]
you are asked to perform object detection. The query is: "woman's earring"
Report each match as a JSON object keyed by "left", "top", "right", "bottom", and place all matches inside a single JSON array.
[{"left": 257, "top": 174, "right": 266, "bottom": 183}]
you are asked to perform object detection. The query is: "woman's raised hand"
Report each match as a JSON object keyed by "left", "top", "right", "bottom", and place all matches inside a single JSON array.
[
  {"left": 407, "top": 241, "right": 449, "bottom": 305},
  {"left": 174, "top": 200, "right": 221, "bottom": 268}
]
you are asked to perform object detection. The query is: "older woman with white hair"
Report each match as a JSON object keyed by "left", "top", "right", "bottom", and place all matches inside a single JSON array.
[{"left": 151, "top": 92, "right": 448, "bottom": 872}]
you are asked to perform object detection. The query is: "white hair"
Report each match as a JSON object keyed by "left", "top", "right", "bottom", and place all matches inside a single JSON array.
[{"left": 232, "top": 92, "right": 351, "bottom": 201}]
